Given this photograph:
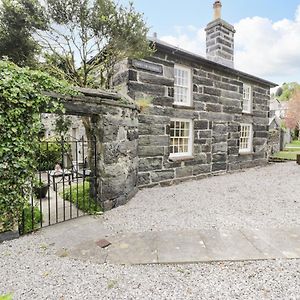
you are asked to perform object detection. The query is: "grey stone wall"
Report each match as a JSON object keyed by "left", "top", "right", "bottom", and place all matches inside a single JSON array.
[
  {"left": 59, "top": 90, "right": 139, "bottom": 210},
  {"left": 99, "top": 104, "right": 139, "bottom": 210},
  {"left": 113, "top": 49, "right": 271, "bottom": 188},
  {"left": 267, "top": 129, "right": 280, "bottom": 158},
  {"left": 205, "top": 19, "right": 236, "bottom": 68}
]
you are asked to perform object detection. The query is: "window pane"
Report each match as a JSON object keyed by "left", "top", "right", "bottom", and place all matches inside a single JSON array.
[
  {"left": 243, "top": 84, "right": 252, "bottom": 113},
  {"left": 174, "top": 66, "right": 191, "bottom": 105},
  {"left": 169, "top": 120, "right": 192, "bottom": 156},
  {"left": 239, "top": 124, "right": 252, "bottom": 152}
]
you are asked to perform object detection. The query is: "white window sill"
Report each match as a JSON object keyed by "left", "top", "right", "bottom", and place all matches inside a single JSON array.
[
  {"left": 242, "top": 111, "right": 253, "bottom": 116},
  {"left": 239, "top": 151, "right": 254, "bottom": 156},
  {"left": 173, "top": 103, "right": 194, "bottom": 110},
  {"left": 169, "top": 155, "right": 194, "bottom": 162}
]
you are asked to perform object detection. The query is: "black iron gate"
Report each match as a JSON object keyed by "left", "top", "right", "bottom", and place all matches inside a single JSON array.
[{"left": 19, "top": 136, "right": 102, "bottom": 234}]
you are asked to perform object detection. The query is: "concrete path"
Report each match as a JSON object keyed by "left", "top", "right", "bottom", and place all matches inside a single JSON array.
[
  {"left": 34, "top": 172, "right": 86, "bottom": 228},
  {"left": 40, "top": 217, "right": 300, "bottom": 265},
  {"left": 39, "top": 187, "right": 85, "bottom": 227}
]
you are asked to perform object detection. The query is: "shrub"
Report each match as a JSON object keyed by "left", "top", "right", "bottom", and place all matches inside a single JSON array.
[
  {"left": 19, "top": 205, "right": 42, "bottom": 234},
  {"left": 62, "top": 182, "right": 102, "bottom": 214},
  {"left": 36, "top": 140, "right": 62, "bottom": 171}
]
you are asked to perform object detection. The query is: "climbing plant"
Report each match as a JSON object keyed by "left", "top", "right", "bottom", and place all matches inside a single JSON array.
[{"left": 0, "top": 60, "right": 75, "bottom": 232}]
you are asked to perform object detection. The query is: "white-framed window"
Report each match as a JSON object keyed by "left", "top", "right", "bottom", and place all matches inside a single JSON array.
[
  {"left": 239, "top": 123, "right": 253, "bottom": 153},
  {"left": 242, "top": 84, "right": 252, "bottom": 113},
  {"left": 174, "top": 65, "right": 192, "bottom": 106},
  {"left": 169, "top": 119, "right": 193, "bottom": 158}
]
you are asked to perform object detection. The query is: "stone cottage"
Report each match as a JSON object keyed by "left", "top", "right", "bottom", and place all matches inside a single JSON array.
[{"left": 111, "top": 0, "right": 277, "bottom": 188}]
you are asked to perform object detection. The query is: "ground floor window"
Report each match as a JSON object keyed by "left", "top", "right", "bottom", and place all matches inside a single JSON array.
[
  {"left": 169, "top": 119, "right": 193, "bottom": 158},
  {"left": 239, "top": 123, "right": 253, "bottom": 153}
]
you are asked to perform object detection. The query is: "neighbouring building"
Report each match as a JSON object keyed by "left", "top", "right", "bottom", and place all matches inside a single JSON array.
[
  {"left": 268, "top": 97, "right": 291, "bottom": 154},
  {"left": 111, "top": 0, "right": 277, "bottom": 188}
]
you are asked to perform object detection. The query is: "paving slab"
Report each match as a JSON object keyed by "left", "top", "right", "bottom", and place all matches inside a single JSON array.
[
  {"left": 247, "top": 227, "right": 300, "bottom": 259},
  {"left": 106, "top": 232, "right": 158, "bottom": 265},
  {"left": 240, "top": 228, "right": 284, "bottom": 258},
  {"left": 41, "top": 216, "right": 111, "bottom": 254},
  {"left": 155, "top": 230, "right": 211, "bottom": 264},
  {"left": 199, "top": 229, "right": 265, "bottom": 261},
  {"left": 39, "top": 216, "right": 300, "bottom": 265}
]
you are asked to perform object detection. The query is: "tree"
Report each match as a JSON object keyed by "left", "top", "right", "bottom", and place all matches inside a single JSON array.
[
  {"left": 1, "top": 0, "right": 153, "bottom": 208},
  {"left": 36, "top": 0, "right": 154, "bottom": 201},
  {"left": 0, "top": 0, "right": 47, "bottom": 67},
  {"left": 277, "top": 82, "right": 300, "bottom": 102},
  {"left": 285, "top": 89, "right": 300, "bottom": 139},
  {"left": 37, "top": 0, "right": 153, "bottom": 88}
]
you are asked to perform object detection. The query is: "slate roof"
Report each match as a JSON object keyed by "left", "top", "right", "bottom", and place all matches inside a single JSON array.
[{"left": 149, "top": 37, "right": 278, "bottom": 88}]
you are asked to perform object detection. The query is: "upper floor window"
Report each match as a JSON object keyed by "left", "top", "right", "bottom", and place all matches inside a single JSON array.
[
  {"left": 169, "top": 119, "right": 193, "bottom": 158},
  {"left": 174, "top": 65, "right": 192, "bottom": 106},
  {"left": 239, "top": 123, "right": 253, "bottom": 153},
  {"left": 242, "top": 84, "right": 252, "bottom": 113}
]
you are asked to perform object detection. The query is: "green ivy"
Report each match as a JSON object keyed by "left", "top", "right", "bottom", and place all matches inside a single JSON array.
[
  {"left": 36, "top": 138, "right": 62, "bottom": 171},
  {"left": 0, "top": 60, "right": 75, "bottom": 233}
]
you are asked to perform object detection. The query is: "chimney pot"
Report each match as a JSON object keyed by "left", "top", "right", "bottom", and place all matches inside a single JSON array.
[
  {"left": 213, "top": 0, "right": 222, "bottom": 20},
  {"left": 205, "top": 1, "right": 236, "bottom": 68}
]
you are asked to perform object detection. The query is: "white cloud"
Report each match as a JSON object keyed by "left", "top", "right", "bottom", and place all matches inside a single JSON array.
[
  {"left": 162, "top": 26, "right": 206, "bottom": 56},
  {"left": 160, "top": 5, "right": 300, "bottom": 84}
]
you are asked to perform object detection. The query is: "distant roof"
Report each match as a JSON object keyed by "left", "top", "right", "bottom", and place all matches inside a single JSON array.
[
  {"left": 269, "top": 115, "right": 281, "bottom": 127},
  {"left": 149, "top": 37, "right": 277, "bottom": 88}
]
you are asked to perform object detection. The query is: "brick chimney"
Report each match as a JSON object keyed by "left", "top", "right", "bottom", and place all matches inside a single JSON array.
[{"left": 205, "top": 1, "right": 236, "bottom": 68}]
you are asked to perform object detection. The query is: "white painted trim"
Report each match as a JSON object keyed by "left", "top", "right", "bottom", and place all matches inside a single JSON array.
[
  {"left": 239, "top": 123, "right": 253, "bottom": 154},
  {"left": 242, "top": 84, "right": 253, "bottom": 114},
  {"left": 174, "top": 64, "right": 192, "bottom": 107},
  {"left": 169, "top": 118, "right": 193, "bottom": 158}
]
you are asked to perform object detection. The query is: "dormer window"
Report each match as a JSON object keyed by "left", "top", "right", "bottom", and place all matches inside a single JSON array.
[
  {"left": 174, "top": 65, "right": 192, "bottom": 106},
  {"left": 242, "top": 84, "right": 252, "bottom": 113}
]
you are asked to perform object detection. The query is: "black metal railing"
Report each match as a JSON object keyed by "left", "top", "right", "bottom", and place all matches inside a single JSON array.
[{"left": 19, "top": 136, "right": 102, "bottom": 235}]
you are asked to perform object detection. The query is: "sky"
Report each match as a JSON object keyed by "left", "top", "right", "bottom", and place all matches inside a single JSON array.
[{"left": 119, "top": 0, "right": 300, "bottom": 85}]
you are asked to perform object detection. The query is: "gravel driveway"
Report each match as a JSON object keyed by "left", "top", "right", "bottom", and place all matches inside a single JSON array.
[
  {"left": 103, "top": 162, "right": 300, "bottom": 233},
  {"left": 1, "top": 162, "right": 300, "bottom": 299}
]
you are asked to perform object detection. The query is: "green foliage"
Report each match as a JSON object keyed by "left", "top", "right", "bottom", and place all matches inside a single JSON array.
[
  {"left": 38, "top": 0, "right": 154, "bottom": 88},
  {"left": 54, "top": 115, "right": 72, "bottom": 136},
  {"left": 20, "top": 205, "right": 42, "bottom": 234},
  {"left": 278, "top": 82, "right": 300, "bottom": 102},
  {"left": 0, "top": 60, "right": 75, "bottom": 232},
  {"left": 136, "top": 96, "right": 153, "bottom": 112},
  {"left": 62, "top": 182, "right": 102, "bottom": 214},
  {"left": 36, "top": 139, "right": 62, "bottom": 171},
  {"left": 0, "top": 294, "right": 13, "bottom": 300},
  {"left": 291, "top": 140, "right": 300, "bottom": 146},
  {"left": 36, "top": 135, "right": 72, "bottom": 171},
  {"left": 0, "top": 0, "right": 47, "bottom": 67}
]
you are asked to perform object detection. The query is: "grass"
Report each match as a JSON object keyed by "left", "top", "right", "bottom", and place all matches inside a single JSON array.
[
  {"left": 271, "top": 139, "right": 300, "bottom": 161},
  {"left": 291, "top": 140, "right": 300, "bottom": 146},
  {"left": 20, "top": 205, "right": 42, "bottom": 234},
  {"left": 282, "top": 147, "right": 300, "bottom": 152},
  {"left": 62, "top": 182, "right": 102, "bottom": 214},
  {"left": 0, "top": 294, "right": 13, "bottom": 300},
  {"left": 271, "top": 151, "right": 300, "bottom": 161},
  {"left": 285, "top": 140, "right": 300, "bottom": 149}
]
